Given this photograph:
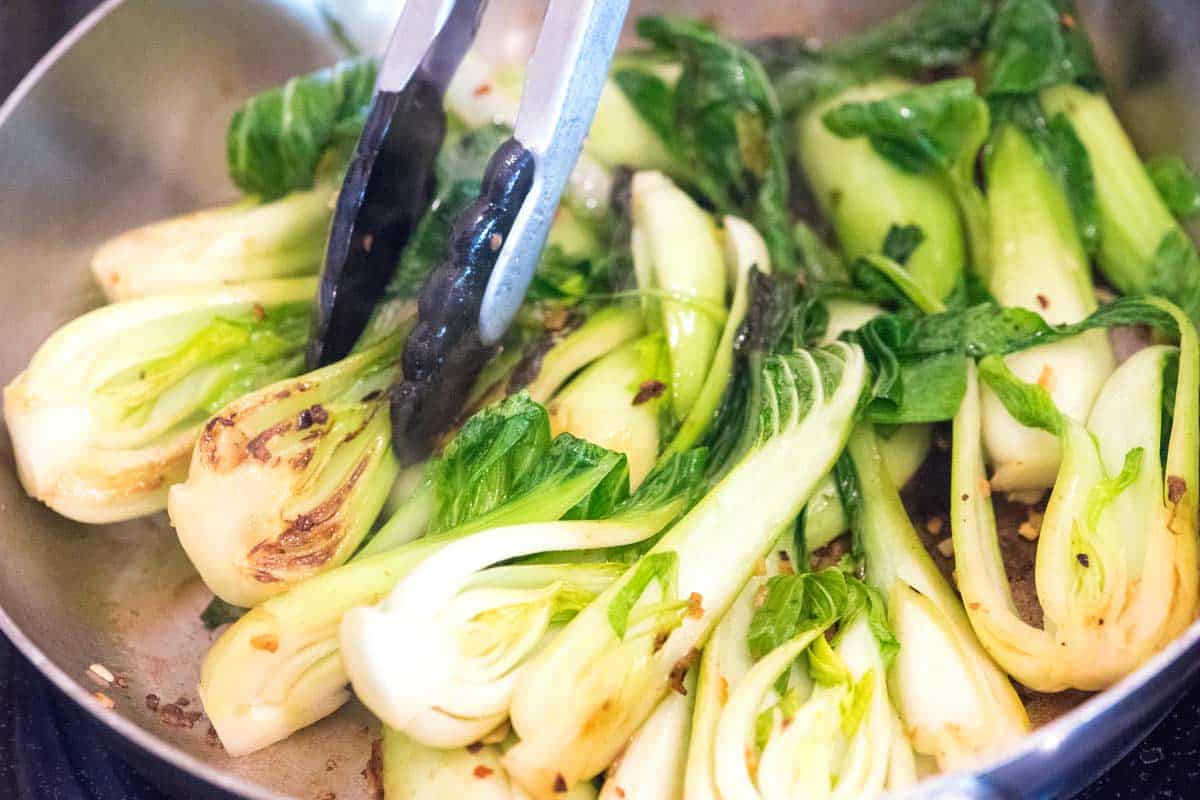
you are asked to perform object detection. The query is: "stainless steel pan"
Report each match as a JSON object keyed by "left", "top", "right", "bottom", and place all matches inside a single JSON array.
[{"left": 2, "top": 2, "right": 1199, "bottom": 798}]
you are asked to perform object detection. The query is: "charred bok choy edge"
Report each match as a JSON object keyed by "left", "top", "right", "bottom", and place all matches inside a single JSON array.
[
  {"left": 339, "top": 449, "right": 705, "bottom": 748},
  {"left": 168, "top": 300, "right": 415, "bottom": 607},
  {"left": 198, "top": 393, "right": 671, "bottom": 755},
  {"left": 4, "top": 278, "right": 317, "bottom": 523},
  {"left": 952, "top": 297, "right": 1199, "bottom": 691},
  {"left": 502, "top": 342, "right": 868, "bottom": 795},
  {"left": 93, "top": 59, "right": 377, "bottom": 300}
]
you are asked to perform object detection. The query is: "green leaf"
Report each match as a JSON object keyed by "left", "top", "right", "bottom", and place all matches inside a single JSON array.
[
  {"left": 806, "top": 634, "right": 852, "bottom": 686},
  {"left": 227, "top": 57, "right": 377, "bottom": 199},
  {"left": 636, "top": 16, "right": 795, "bottom": 272},
  {"left": 853, "top": 254, "right": 945, "bottom": 315},
  {"left": 1143, "top": 231, "right": 1200, "bottom": 328},
  {"left": 200, "top": 597, "right": 247, "bottom": 630},
  {"left": 747, "top": 569, "right": 852, "bottom": 660},
  {"left": 1147, "top": 156, "right": 1200, "bottom": 221},
  {"left": 857, "top": 582, "right": 900, "bottom": 664},
  {"left": 1086, "top": 447, "right": 1144, "bottom": 532},
  {"left": 794, "top": 222, "right": 848, "bottom": 284},
  {"left": 607, "top": 551, "right": 678, "bottom": 638},
  {"left": 977, "top": 354, "right": 1065, "bottom": 436},
  {"left": 988, "top": 96, "right": 1101, "bottom": 253},
  {"left": 823, "top": 78, "right": 989, "bottom": 182},
  {"left": 986, "top": 0, "right": 1101, "bottom": 95},
  {"left": 882, "top": 224, "right": 926, "bottom": 266},
  {"left": 431, "top": 393, "right": 552, "bottom": 532},
  {"left": 758, "top": 0, "right": 992, "bottom": 117},
  {"left": 613, "top": 68, "right": 677, "bottom": 147}
]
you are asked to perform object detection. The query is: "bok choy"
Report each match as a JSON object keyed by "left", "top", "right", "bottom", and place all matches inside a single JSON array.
[
  {"left": 502, "top": 342, "right": 867, "bottom": 795},
  {"left": 200, "top": 394, "right": 637, "bottom": 755},
  {"left": 4, "top": 279, "right": 315, "bottom": 523},
  {"left": 951, "top": 299, "right": 1199, "bottom": 691},
  {"left": 340, "top": 451, "right": 703, "bottom": 748},
  {"left": 169, "top": 304, "right": 412, "bottom": 607}
]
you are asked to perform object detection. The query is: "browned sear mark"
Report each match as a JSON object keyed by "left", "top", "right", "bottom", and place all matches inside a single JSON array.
[
  {"left": 1036, "top": 293, "right": 1050, "bottom": 309},
  {"left": 1169, "top": 475, "right": 1187, "bottom": 504},
  {"left": 466, "top": 742, "right": 484, "bottom": 754},
  {"left": 1076, "top": 553, "right": 1090, "bottom": 568},
  {"left": 633, "top": 380, "right": 666, "bottom": 405},
  {"left": 668, "top": 648, "right": 700, "bottom": 695},
  {"left": 554, "top": 774, "right": 568, "bottom": 793},
  {"left": 247, "top": 419, "right": 294, "bottom": 462}
]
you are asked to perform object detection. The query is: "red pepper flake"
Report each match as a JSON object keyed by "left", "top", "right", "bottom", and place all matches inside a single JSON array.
[
  {"left": 1169, "top": 475, "right": 1188, "bottom": 504},
  {"left": 1060, "top": 12, "right": 1076, "bottom": 29},
  {"left": 554, "top": 774, "right": 569, "bottom": 793},
  {"left": 92, "top": 692, "right": 115, "bottom": 710},
  {"left": 145, "top": 694, "right": 160, "bottom": 712},
  {"left": 473, "top": 83, "right": 493, "bottom": 97},
  {"left": 632, "top": 380, "right": 666, "bottom": 405},
  {"left": 466, "top": 742, "right": 484, "bottom": 754},
  {"left": 1037, "top": 293, "right": 1050, "bottom": 310},
  {"left": 668, "top": 648, "right": 700, "bottom": 695},
  {"left": 252, "top": 303, "right": 266, "bottom": 321},
  {"left": 250, "top": 634, "right": 279, "bottom": 653},
  {"left": 719, "top": 676, "right": 730, "bottom": 706},
  {"left": 473, "top": 765, "right": 494, "bottom": 779},
  {"left": 686, "top": 592, "right": 704, "bottom": 619},
  {"left": 615, "top": 788, "right": 626, "bottom": 798}
]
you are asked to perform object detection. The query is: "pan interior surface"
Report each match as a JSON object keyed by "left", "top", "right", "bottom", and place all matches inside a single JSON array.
[{"left": 0, "top": 1, "right": 1198, "bottom": 798}]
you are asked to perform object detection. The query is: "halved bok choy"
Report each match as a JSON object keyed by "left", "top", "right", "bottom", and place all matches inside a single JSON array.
[
  {"left": 697, "top": 567, "right": 915, "bottom": 800},
  {"left": 168, "top": 301, "right": 414, "bottom": 607},
  {"left": 502, "top": 342, "right": 867, "bottom": 796},
  {"left": 845, "top": 425, "right": 1028, "bottom": 768},
  {"left": 199, "top": 394, "right": 647, "bottom": 755},
  {"left": 979, "top": 120, "right": 1113, "bottom": 493},
  {"left": 4, "top": 278, "right": 316, "bottom": 523},
  {"left": 951, "top": 298, "right": 1200, "bottom": 691},
  {"left": 340, "top": 451, "right": 705, "bottom": 748}
]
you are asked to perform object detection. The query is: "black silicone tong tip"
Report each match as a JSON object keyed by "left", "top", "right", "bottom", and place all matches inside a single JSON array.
[
  {"left": 306, "top": 0, "right": 490, "bottom": 370},
  {"left": 391, "top": 139, "right": 536, "bottom": 464},
  {"left": 306, "top": 83, "right": 445, "bottom": 370}
]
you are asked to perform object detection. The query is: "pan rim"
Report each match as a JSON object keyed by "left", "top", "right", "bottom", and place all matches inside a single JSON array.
[{"left": 2, "top": 2, "right": 1200, "bottom": 798}]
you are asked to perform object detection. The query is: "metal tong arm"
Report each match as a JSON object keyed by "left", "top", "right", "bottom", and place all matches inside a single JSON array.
[{"left": 477, "top": 0, "right": 631, "bottom": 344}]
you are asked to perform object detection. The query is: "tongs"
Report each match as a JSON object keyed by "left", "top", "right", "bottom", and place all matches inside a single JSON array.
[{"left": 307, "top": 0, "right": 629, "bottom": 463}]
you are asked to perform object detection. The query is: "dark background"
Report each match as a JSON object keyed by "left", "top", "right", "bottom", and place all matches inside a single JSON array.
[{"left": 3, "top": 2, "right": 1200, "bottom": 799}]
